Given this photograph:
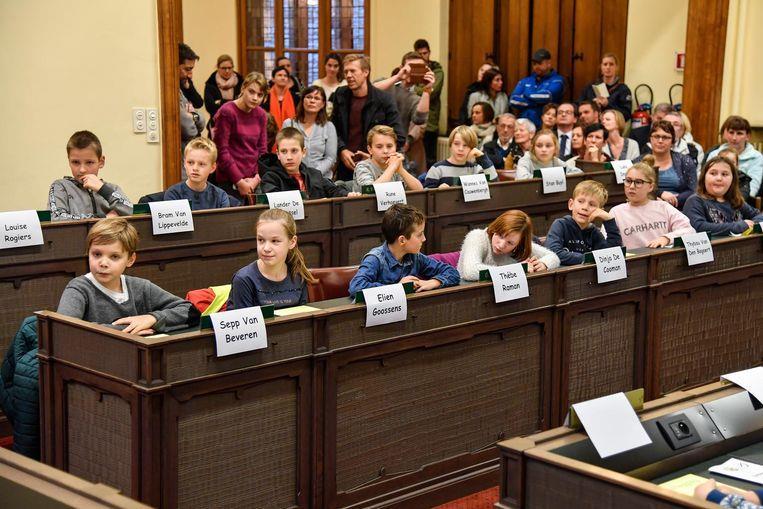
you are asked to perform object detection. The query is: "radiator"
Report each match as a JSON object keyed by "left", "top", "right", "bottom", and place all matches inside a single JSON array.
[{"left": 436, "top": 136, "right": 450, "bottom": 161}]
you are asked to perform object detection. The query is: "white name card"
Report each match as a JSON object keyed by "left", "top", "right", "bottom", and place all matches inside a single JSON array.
[
  {"left": 721, "top": 367, "right": 763, "bottom": 405},
  {"left": 0, "top": 210, "right": 44, "bottom": 250},
  {"left": 373, "top": 181, "right": 406, "bottom": 211},
  {"left": 459, "top": 174, "right": 491, "bottom": 202},
  {"left": 540, "top": 166, "right": 567, "bottom": 194},
  {"left": 211, "top": 306, "right": 267, "bottom": 357},
  {"left": 266, "top": 190, "right": 305, "bottom": 220},
  {"left": 592, "top": 247, "right": 627, "bottom": 283},
  {"left": 682, "top": 232, "right": 714, "bottom": 266},
  {"left": 487, "top": 264, "right": 529, "bottom": 303},
  {"left": 148, "top": 200, "right": 194, "bottom": 235},
  {"left": 610, "top": 160, "right": 633, "bottom": 184},
  {"left": 572, "top": 392, "right": 652, "bottom": 459},
  {"left": 362, "top": 283, "right": 407, "bottom": 327}
]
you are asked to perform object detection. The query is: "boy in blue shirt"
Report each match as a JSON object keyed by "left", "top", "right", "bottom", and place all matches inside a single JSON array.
[
  {"left": 164, "top": 137, "right": 231, "bottom": 210},
  {"left": 348, "top": 204, "right": 460, "bottom": 295},
  {"left": 545, "top": 180, "right": 622, "bottom": 265}
]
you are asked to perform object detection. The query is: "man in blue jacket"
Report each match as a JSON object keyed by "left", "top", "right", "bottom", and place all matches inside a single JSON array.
[{"left": 510, "top": 49, "right": 565, "bottom": 128}]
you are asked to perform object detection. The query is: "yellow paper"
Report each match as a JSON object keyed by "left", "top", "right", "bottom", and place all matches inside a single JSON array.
[
  {"left": 659, "top": 473, "right": 734, "bottom": 496},
  {"left": 273, "top": 305, "right": 319, "bottom": 317}
]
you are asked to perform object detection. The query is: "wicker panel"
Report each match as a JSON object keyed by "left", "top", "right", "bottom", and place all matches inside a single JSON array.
[
  {"left": 299, "top": 242, "right": 322, "bottom": 267},
  {"left": 563, "top": 260, "right": 648, "bottom": 302},
  {"left": 0, "top": 274, "right": 72, "bottom": 355},
  {"left": 659, "top": 278, "right": 763, "bottom": 394},
  {"left": 348, "top": 235, "right": 383, "bottom": 265},
  {"left": 335, "top": 324, "right": 543, "bottom": 492},
  {"left": 525, "top": 459, "right": 682, "bottom": 509},
  {"left": 128, "top": 250, "right": 256, "bottom": 298},
  {"left": 657, "top": 239, "right": 762, "bottom": 282},
  {"left": 439, "top": 224, "right": 471, "bottom": 253},
  {"left": 529, "top": 211, "right": 567, "bottom": 236},
  {"left": 176, "top": 377, "right": 298, "bottom": 509},
  {"left": 567, "top": 303, "right": 638, "bottom": 405},
  {"left": 66, "top": 382, "right": 132, "bottom": 495}
]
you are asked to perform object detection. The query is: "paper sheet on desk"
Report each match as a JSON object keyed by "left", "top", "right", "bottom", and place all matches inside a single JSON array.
[
  {"left": 710, "top": 458, "right": 763, "bottom": 485},
  {"left": 659, "top": 474, "right": 735, "bottom": 496},
  {"left": 274, "top": 305, "right": 319, "bottom": 317},
  {"left": 572, "top": 392, "right": 652, "bottom": 459},
  {"left": 721, "top": 367, "right": 763, "bottom": 405}
]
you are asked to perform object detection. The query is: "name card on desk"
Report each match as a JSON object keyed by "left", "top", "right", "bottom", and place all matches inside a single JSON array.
[
  {"left": 609, "top": 160, "right": 633, "bottom": 184},
  {"left": 721, "top": 366, "right": 763, "bottom": 404},
  {"left": 539, "top": 166, "right": 567, "bottom": 194},
  {"left": 459, "top": 174, "right": 491, "bottom": 202},
  {"left": 362, "top": 283, "right": 407, "bottom": 327},
  {"left": 211, "top": 306, "right": 267, "bottom": 357},
  {"left": 0, "top": 210, "right": 43, "bottom": 250},
  {"left": 148, "top": 200, "right": 194, "bottom": 235},
  {"left": 487, "top": 264, "right": 529, "bottom": 303},
  {"left": 592, "top": 246, "right": 627, "bottom": 283},
  {"left": 373, "top": 181, "right": 406, "bottom": 211},
  {"left": 267, "top": 190, "right": 305, "bottom": 220},
  {"left": 681, "top": 232, "right": 714, "bottom": 266},
  {"left": 572, "top": 392, "right": 652, "bottom": 459}
]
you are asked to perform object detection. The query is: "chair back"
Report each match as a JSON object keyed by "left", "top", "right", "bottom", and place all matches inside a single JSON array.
[{"left": 308, "top": 266, "right": 359, "bottom": 302}]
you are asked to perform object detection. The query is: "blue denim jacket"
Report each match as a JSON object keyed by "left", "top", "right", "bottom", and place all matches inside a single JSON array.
[{"left": 348, "top": 243, "right": 461, "bottom": 296}]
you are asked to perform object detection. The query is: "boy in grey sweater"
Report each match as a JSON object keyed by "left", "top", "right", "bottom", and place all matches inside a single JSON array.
[
  {"left": 48, "top": 130, "right": 133, "bottom": 221},
  {"left": 57, "top": 217, "right": 199, "bottom": 334}
]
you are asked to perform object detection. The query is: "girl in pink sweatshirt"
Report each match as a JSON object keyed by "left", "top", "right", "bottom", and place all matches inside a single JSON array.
[{"left": 610, "top": 155, "right": 695, "bottom": 249}]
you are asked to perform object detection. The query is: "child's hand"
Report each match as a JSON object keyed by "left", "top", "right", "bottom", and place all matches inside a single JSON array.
[
  {"left": 693, "top": 478, "right": 717, "bottom": 501},
  {"left": 438, "top": 183, "right": 450, "bottom": 189},
  {"left": 525, "top": 257, "right": 547, "bottom": 273},
  {"left": 80, "top": 174, "right": 104, "bottom": 192},
  {"left": 106, "top": 211, "right": 119, "bottom": 218},
  {"left": 646, "top": 236, "right": 671, "bottom": 248},
  {"left": 387, "top": 153, "right": 405, "bottom": 171},
  {"left": 113, "top": 314, "right": 158, "bottom": 335},
  {"left": 346, "top": 192, "right": 362, "bottom": 197},
  {"left": 414, "top": 279, "right": 442, "bottom": 292},
  {"left": 660, "top": 191, "right": 678, "bottom": 207},
  {"left": 744, "top": 219, "right": 755, "bottom": 229},
  {"left": 399, "top": 275, "right": 420, "bottom": 285},
  {"left": 469, "top": 147, "right": 484, "bottom": 159},
  {"left": 588, "top": 208, "right": 613, "bottom": 223}
]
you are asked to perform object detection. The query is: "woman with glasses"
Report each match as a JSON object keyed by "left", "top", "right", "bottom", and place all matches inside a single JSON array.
[
  {"left": 204, "top": 55, "right": 244, "bottom": 133},
  {"left": 610, "top": 156, "right": 694, "bottom": 249},
  {"left": 282, "top": 86, "right": 337, "bottom": 180},
  {"left": 635, "top": 120, "right": 697, "bottom": 209}
]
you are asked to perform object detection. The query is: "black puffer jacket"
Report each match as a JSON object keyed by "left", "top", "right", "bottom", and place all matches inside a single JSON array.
[{"left": 258, "top": 153, "right": 349, "bottom": 199}]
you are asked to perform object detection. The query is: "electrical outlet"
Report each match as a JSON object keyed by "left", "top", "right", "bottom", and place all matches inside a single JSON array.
[
  {"left": 146, "top": 130, "right": 160, "bottom": 143},
  {"left": 132, "top": 108, "right": 146, "bottom": 133}
]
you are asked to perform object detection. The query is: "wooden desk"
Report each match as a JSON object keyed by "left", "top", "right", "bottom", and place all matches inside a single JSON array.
[
  {"left": 37, "top": 235, "right": 763, "bottom": 508},
  {"left": 495, "top": 382, "right": 763, "bottom": 508}
]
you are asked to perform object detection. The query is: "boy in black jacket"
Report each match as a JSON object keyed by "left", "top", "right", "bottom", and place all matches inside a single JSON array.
[{"left": 260, "top": 127, "right": 361, "bottom": 199}]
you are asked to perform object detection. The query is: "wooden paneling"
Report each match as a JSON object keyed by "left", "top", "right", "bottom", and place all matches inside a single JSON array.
[
  {"left": 498, "top": 0, "right": 531, "bottom": 96},
  {"left": 601, "top": 0, "right": 629, "bottom": 76},
  {"left": 530, "top": 0, "right": 561, "bottom": 70},
  {"left": 158, "top": 0, "right": 183, "bottom": 189},
  {"left": 683, "top": 0, "right": 729, "bottom": 148},
  {"left": 571, "top": 0, "right": 603, "bottom": 100}
]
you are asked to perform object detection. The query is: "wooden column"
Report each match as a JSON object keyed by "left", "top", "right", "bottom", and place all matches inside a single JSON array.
[
  {"left": 157, "top": 0, "right": 183, "bottom": 189},
  {"left": 683, "top": 0, "right": 729, "bottom": 149}
]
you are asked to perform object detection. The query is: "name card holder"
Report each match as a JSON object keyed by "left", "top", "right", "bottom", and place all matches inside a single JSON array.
[
  {"left": 591, "top": 246, "right": 628, "bottom": 283},
  {"left": 606, "top": 160, "right": 633, "bottom": 184},
  {"left": 459, "top": 174, "right": 491, "bottom": 202},
  {"left": 0, "top": 210, "right": 44, "bottom": 250},
  {"left": 148, "top": 199, "right": 194, "bottom": 235},
  {"left": 132, "top": 204, "right": 150, "bottom": 215},
  {"left": 373, "top": 181, "right": 407, "bottom": 211},
  {"left": 361, "top": 283, "right": 408, "bottom": 327},
  {"left": 677, "top": 231, "right": 714, "bottom": 266},
  {"left": 211, "top": 306, "right": 268, "bottom": 357},
  {"left": 36, "top": 210, "right": 51, "bottom": 222},
  {"left": 354, "top": 281, "right": 414, "bottom": 303},
  {"left": 266, "top": 190, "right": 305, "bottom": 220},
  {"left": 478, "top": 263, "right": 529, "bottom": 281},
  {"left": 533, "top": 167, "right": 567, "bottom": 194}
]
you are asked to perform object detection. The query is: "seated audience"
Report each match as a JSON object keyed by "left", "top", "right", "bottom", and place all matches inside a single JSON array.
[
  {"left": 510, "top": 48, "right": 565, "bottom": 127},
  {"left": 469, "top": 101, "right": 496, "bottom": 148},
  {"left": 57, "top": 218, "right": 199, "bottom": 334},
  {"left": 684, "top": 155, "right": 763, "bottom": 235},
  {"left": 275, "top": 55, "right": 303, "bottom": 94},
  {"left": 513, "top": 118, "right": 536, "bottom": 159},
  {"left": 637, "top": 120, "right": 697, "bottom": 209},
  {"left": 694, "top": 478, "right": 763, "bottom": 508},
  {"left": 353, "top": 125, "right": 423, "bottom": 192},
  {"left": 515, "top": 130, "right": 583, "bottom": 180},
  {"left": 260, "top": 127, "right": 357, "bottom": 198},
  {"left": 203, "top": 54, "right": 243, "bottom": 130},
  {"left": 458, "top": 209, "right": 560, "bottom": 280},
  {"left": 424, "top": 126, "right": 497, "bottom": 188},
  {"left": 570, "top": 124, "right": 586, "bottom": 160},
  {"left": 555, "top": 102, "right": 578, "bottom": 160},
  {"left": 665, "top": 111, "right": 703, "bottom": 168},
  {"left": 610, "top": 156, "right": 695, "bottom": 248},
  {"left": 164, "top": 137, "right": 231, "bottom": 210},
  {"left": 458, "top": 62, "right": 495, "bottom": 124},
  {"left": 228, "top": 208, "right": 314, "bottom": 310},
  {"left": 545, "top": 180, "right": 622, "bottom": 265},
  {"left": 577, "top": 100, "right": 601, "bottom": 127},
  {"left": 312, "top": 52, "right": 346, "bottom": 116},
  {"left": 630, "top": 102, "right": 674, "bottom": 150},
  {"left": 601, "top": 109, "right": 640, "bottom": 161},
  {"left": 213, "top": 72, "right": 268, "bottom": 199},
  {"left": 348, "top": 204, "right": 460, "bottom": 294},
  {"left": 705, "top": 115, "right": 763, "bottom": 201},
  {"left": 48, "top": 130, "right": 133, "bottom": 221},
  {"left": 541, "top": 103, "right": 557, "bottom": 130},
  {"left": 467, "top": 68, "right": 509, "bottom": 119},
  {"left": 282, "top": 85, "right": 337, "bottom": 179},
  {"left": 263, "top": 66, "right": 299, "bottom": 130},
  {"left": 483, "top": 114, "right": 523, "bottom": 169},
  {"left": 579, "top": 122, "right": 611, "bottom": 163},
  {"left": 578, "top": 53, "right": 632, "bottom": 121}
]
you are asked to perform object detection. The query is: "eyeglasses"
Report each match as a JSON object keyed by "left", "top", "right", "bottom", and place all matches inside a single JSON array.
[
  {"left": 558, "top": 110, "right": 574, "bottom": 116},
  {"left": 650, "top": 134, "right": 672, "bottom": 141},
  {"left": 624, "top": 178, "right": 651, "bottom": 187},
  {"left": 219, "top": 66, "right": 234, "bottom": 71}
]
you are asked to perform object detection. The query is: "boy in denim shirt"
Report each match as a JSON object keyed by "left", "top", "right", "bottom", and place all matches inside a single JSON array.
[{"left": 348, "top": 204, "right": 460, "bottom": 295}]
